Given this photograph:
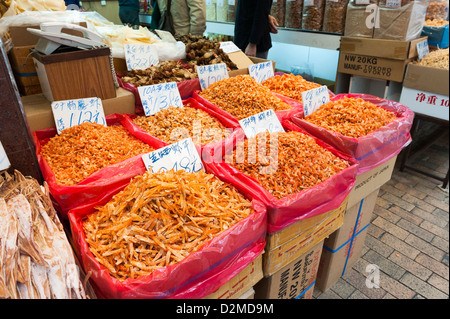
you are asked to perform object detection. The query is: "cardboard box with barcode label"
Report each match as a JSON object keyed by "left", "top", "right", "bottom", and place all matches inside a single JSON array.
[
  {"left": 227, "top": 53, "right": 276, "bottom": 78},
  {"left": 337, "top": 36, "right": 426, "bottom": 82},
  {"left": 254, "top": 240, "right": 323, "bottom": 300},
  {"left": 262, "top": 198, "right": 348, "bottom": 277},
  {"left": 203, "top": 253, "right": 263, "bottom": 299},
  {"left": 316, "top": 188, "right": 380, "bottom": 292}
]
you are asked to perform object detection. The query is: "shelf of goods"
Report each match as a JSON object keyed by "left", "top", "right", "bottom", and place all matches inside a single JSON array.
[{"left": 205, "top": 21, "right": 342, "bottom": 51}]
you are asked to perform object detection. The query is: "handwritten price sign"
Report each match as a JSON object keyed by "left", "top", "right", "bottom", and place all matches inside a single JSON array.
[
  {"left": 301, "top": 85, "right": 330, "bottom": 117},
  {"left": 0, "top": 141, "right": 11, "bottom": 171},
  {"left": 196, "top": 63, "right": 229, "bottom": 90},
  {"left": 239, "top": 109, "right": 285, "bottom": 138},
  {"left": 138, "top": 82, "right": 183, "bottom": 116},
  {"left": 124, "top": 44, "right": 159, "bottom": 71},
  {"left": 219, "top": 41, "right": 241, "bottom": 54},
  {"left": 51, "top": 97, "right": 106, "bottom": 134},
  {"left": 416, "top": 39, "right": 430, "bottom": 61},
  {"left": 248, "top": 61, "right": 274, "bottom": 83},
  {"left": 142, "top": 138, "right": 204, "bottom": 173}
]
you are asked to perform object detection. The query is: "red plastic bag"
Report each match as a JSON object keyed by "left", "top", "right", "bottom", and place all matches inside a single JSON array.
[
  {"left": 68, "top": 179, "right": 267, "bottom": 299},
  {"left": 203, "top": 123, "right": 359, "bottom": 234},
  {"left": 33, "top": 114, "right": 165, "bottom": 219},
  {"left": 116, "top": 74, "right": 201, "bottom": 115},
  {"left": 289, "top": 94, "right": 414, "bottom": 174},
  {"left": 120, "top": 97, "right": 243, "bottom": 161},
  {"left": 192, "top": 90, "right": 304, "bottom": 128}
]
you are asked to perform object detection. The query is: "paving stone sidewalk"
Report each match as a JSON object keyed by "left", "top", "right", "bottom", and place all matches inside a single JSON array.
[{"left": 313, "top": 124, "right": 449, "bottom": 299}]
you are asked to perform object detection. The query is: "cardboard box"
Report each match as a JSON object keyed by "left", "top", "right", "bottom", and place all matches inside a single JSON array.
[
  {"left": 348, "top": 155, "right": 397, "bottom": 208},
  {"left": 203, "top": 254, "right": 263, "bottom": 299},
  {"left": 22, "top": 88, "right": 136, "bottom": 132},
  {"left": 227, "top": 52, "right": 276, "bottom": 77},
  {"left": 254, "top": 240, "right": 323, "bottom": 299},
  {"left": 338, "top": 36, "right": 426, "bottom": 82},
  {"left": 262, "top": 199, "right": 348, "bottom": 276},
  {"left": 403, "top": 63, "right": 449, "bottom": 97},
  {"left": 316, "top": 188, "right": 380, "bottom": 292},
  {"left": 238, "top": 288, "right": 255, "bottom": 299}
]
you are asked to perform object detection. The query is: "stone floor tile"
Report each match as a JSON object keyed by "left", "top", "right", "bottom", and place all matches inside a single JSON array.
[
  {"left": 400, "top": 272, "right": 448, "bottom": 299},
  {"left": 396, "top": 218, "right": 434, "bottom": 242},
  {"left": 361, "top": 249, "right": 406, "bottom": 281},
  {"left": 405, "top": 233, "right": 447, "bottom": 262},
  {"left": 379, "top": 271, "right": 416, "bottom": 299},
  {"left": 382, "top": 193, "right": 416, "bottom": 212},
  {"left": 415, "top": 253, "right": 449, "bottom": 280},
  {"left": 372, "top": 216, "right": 409, "bottom": 241},
  {"left": 427, "top": 273, "right": 449, "bottom": 294},
  {"left": 380, "top": 233, "right": 420, "bottom": 259},
  {"left": 366, "top": 234, "right": 395, "bottom": 258},
  {"left": 420, "top": 220, "right": 449, "bottom": 241},
  {"left": 388, "top": 251, "right": 432, "bottom": 281}
]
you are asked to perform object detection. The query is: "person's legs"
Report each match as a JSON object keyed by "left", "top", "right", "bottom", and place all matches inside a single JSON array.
[{"left": 119, "top": 6, "right": 140, "bottom": 26}]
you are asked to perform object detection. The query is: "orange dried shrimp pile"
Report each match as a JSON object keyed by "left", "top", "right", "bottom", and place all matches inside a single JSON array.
[
  {"left": 199, "top": 75, "right": 292, "bottom": 120},
  {"left": 304, "top": 98, "right": 397, "bottom": 138},
  {"left": 229, "top": 131, "right": 350, "bottom": 199},
  {"left": 41, "top": 122, "right": 154, "bottom": 186},
  {"left": 83, "top": 169, "right": 253, "bottom": 281},
  {"left": 133, "top": 105, "right": 231, "bottom": 145},
  {"left": 261, "top": 73, "right": 322, "bottom": 102}
]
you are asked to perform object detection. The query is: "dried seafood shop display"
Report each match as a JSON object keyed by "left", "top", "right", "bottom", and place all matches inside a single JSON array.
[
  {"left": 0, "top": 171, "right": 87, "bottom": 299},
  {"left": 261, "top": 73, "right": 322, "bottom": 103}
]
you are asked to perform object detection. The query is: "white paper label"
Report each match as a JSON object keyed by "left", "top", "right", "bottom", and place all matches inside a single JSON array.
[
  {"left": 386, "top": 0, "right": 401, "bottom": 8},
  {"left": 399, "top": 87, "right": 449, "bottom": 121},
  {"left": 304, "top": 0, "right": 314, "bottom": 6},
  {"left": 0, "top": 141, "right": 11, "bottom": 171},
  {"left": 142, "top": 138, "right": 204, "bottom": 173},
  {"left": 219, "top": 41, "right": 241, "bottom": 54},
  {"left": 355, "top": 0, "right": 370, "bottom": 4},
  {"left": 301, "top": 85, "right": 330, "bottom": 117},
  {"left": 248, "top": 61, "right": 274, "bottom": 83},
  {"left": 138, "top": 82, "right": 183, "bottom": 116},
  {"left": 51, "top": 97, "right": 106, "bottom": 134},
  {"left": 217, "top": 0, "right": 224, "bottom": 6},
  {"left": 196, "top": 63, "right": 229, "bottom": 90},
  {"left": 416, "top": 39, "right": 430, "bottom": 61},
  {"left": 229, "top": 0, "right": 236, "bottom": 5},
  {"left": 206, "top": 0, "right": 212, "bottom": 5},
  {"left": 239, "top": 109, "right": 285, "bottom": 138},
  {"left": 124, "top": 44, "right": 159, "bottom": 71}
]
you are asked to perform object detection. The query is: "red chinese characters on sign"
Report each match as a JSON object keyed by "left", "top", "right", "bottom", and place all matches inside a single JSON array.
[{"left": 416, "top": 92, "right": 449, "bottom": 107}]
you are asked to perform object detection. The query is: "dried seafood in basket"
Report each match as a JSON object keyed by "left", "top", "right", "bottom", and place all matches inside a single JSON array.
[
  {"left": 229, "top": 131, "right": 350, "bottom": 199},
  {"left": 40, "top": 122, "right": 154, "bottom": 186},
  {"left": 302, "top": 0, "right": 326, "bottom": 31},
  {"left": 176, "top": 34, "right": 238, "bottom": 70},
  {"left": 285, "top": 0, "right": 303, "bottom": 29},
  {"left": 0, "top": 170, "right": 87, "bottom": 299},
  {"left": 424, "top": 18, "right": 449, "bottom": 26},
  {"left": 303, "top": 97, "right": 397, "bottom": 138},
  {"left": 322, "top": 0, "right": 349, "bottom": 33},
  {"left": 425, "top": 0, "right": 449, "bottom": 21},
  {"left": 120, "top": 60, "right": 198, "bottom": 87},
  {"left": 132, "top": 105, "right": 232, "bottom": 145},
  {"left": 261, "top": 73, "right": 322, "bottom": 103},
  {"left": 198, "top": 75, "right": 292, "bottom": 120},
  {"left": 82, "top": 169, "right": 254, "bottom": 282}
]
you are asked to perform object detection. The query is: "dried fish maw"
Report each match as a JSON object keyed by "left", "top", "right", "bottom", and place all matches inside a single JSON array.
[
  {"left": 30, "top": 261, "right": 51, "bottom": 299},
  {"left": 7, "top": 194, "right": 46, "bottom": 266}
]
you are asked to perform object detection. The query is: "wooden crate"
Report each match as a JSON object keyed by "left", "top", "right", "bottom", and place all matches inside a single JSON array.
[{"left": 31, "top": 47, "right": 116, "bottom": 101}]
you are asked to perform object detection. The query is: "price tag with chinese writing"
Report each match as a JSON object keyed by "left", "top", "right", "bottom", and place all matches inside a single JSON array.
[
  {"left": 51, "top": 97, "right": 107, "bottom": 134},
  {"left": 219, "top": 41, "right": 241, "bottom": 54},
  {"left": 416, "top": 39, "right": 430, "bottom": 61},
  {"left": 248, "top": 61, "right": 274, "bottom": 83},
  {"left": 386, "top": 0, "right": 401, "bottom": 8},
  {"left": 239, "top": 109, "right": 285, "bottom": 138},
  {"left": 138, "top": 82, "right": 183, "bottom": 116},
  {"left": 0, "top": 141, "right": 11, "bottom": 171},
  {"left": 301, "top": 85, "right": 330, "bottom": 117},
  {"left": 142, "top": 138, "right": 204, "bottom": 173},
  {"left": 196, "top": 63, "right": 229, "bottom": 90},
  {"left": 124, "top": 44, "right": 159, "bottom": 71}
]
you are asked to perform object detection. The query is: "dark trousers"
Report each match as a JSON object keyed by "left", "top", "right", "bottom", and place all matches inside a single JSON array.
[{"left": 119, "top": 6, "right": 140, "bottom": 26}]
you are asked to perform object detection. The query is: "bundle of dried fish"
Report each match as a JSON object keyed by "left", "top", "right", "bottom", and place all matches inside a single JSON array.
[
  {"left": 83, "top": 169, "right": 253, "bottom": 282},
  {"left": 414, "top": 48, "right": 449, "bottom": 70},
  {"left": 0, "top": 170, "right": 87, "bottom": 299},
  {"left": 120, "top": 60, "right": 198, "bottom": 87}
]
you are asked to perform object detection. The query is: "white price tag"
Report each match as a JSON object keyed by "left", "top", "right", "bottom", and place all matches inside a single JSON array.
[
  {"left": 219, "top": 41, "right": 241, "bottom": 54},
  {"left": 416, "top": 39, "right": 430, "bottom": 61},
  {"left": 304, "top": 0, "right": 314, "bottom": 6},
  {"left": 229, "top": 0, "right": 236, "bottom": 5},
  {"left": 301, "top": 85, "right": 330, "bottom": 117},
  {"left": 217, "top": 0, "right": 224, "bottom": 6},
  {"left": 206, "top": 0, "right": 212, "bottom": 5},
  {"left": 196, "top": 63, "right": 229, "bottom": 90},
  {"left": 0, "top": 141, "right": 11, "bottom": 171},
  {"left": 248, "top": 61, "right": 274, "bottom": 83},
  {"left": 51, "top": 97, "right": 106, "bottom": 134},
  {"left": 142, "top": 138, "right": 204, "bottom": 173},
  {"left": 124, "top": 44, "right": 159, "bottom": 71},
  {"left": 239, "top": 109, "right": 285, "bottom": 139},
  {"left": 386, "top": 0, "right": 401, "bottom": 8},
  {"left": 355, "top": 0, "right": 370, "bottom": 4},
  {"left": 138, "top": 82, "right": 183, "bottom": 116}
]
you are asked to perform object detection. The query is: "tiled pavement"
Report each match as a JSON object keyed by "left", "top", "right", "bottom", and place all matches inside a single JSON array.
[{"left": 313, "top": 122, "right": 449, "bottom": 299}]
